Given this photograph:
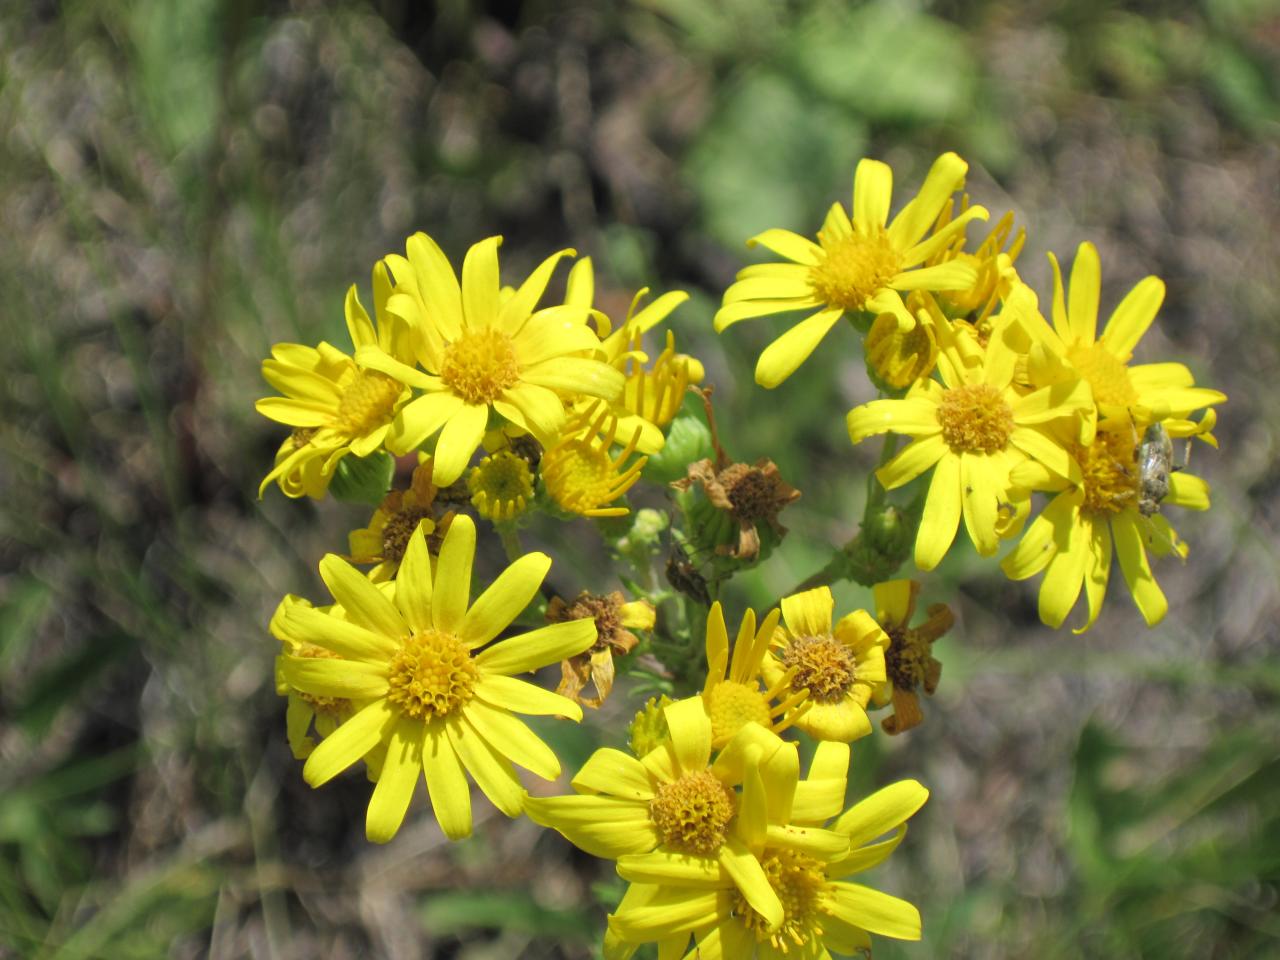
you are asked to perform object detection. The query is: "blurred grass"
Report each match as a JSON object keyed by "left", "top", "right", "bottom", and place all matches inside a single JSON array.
[{"left": 1, "top": 0, "right": 1279, "bottom": 957}]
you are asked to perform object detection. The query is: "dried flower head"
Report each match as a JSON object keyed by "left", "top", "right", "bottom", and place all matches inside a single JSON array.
[{"left": 549, "top": 590, "right": 656, "bottom": 708}]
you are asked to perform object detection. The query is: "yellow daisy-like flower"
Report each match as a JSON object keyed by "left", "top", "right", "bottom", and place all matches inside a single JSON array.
[
  {"left": 864, "top": 292, "right": 941, "bottom": 389},
  {"left": 529, "top": 698, "right": 851, "bottom": 952},
  {"left": 714, "top": 151, "right": 989, "bottom": 388},
  {"left": 604, "top": 745, "right": 929, "bottom": 960},
  {"left": 541, "top": 405, "right": 647, "bottom": 518},
  {"left": 1001, "top": 429, "right": 1209, "bottom": 629},
  {"left": 348, "top": 461, "right": 448, "bottom": 581},
  {"left": 564, "top": 257, "right": 696, "bottom": 454},
  {"left": 355, "top": 234, "right": 625, "bottom": 486},
  {"left": 276, "top": 514, "right": 597, "bottom": 842},
  {"left": 271, "top": 594, "right": 361, "bottom": 760},
  {"left": 700, "top": 601, "right": 809, "bottom": 747},
  {"left": 760, "top": 587, "right": 889, "bottom": 743},
  {"left": 467, "top": 449, "right": 535, "bottom": 523},
  {"left": 928, "top": 201, "right": 1026, "bottom": 324},
  {"left": 1019, "top": 241, "right": 1227, "bottom": 430},
  {"left": 848, "top": 305, "right": 1094, "bottom": 570},
  {"left": 257, "top": 265, "right": 416, "bottom": 498},
  {"left": 870, "top": 579, "right": 953, "bottom": 735}
]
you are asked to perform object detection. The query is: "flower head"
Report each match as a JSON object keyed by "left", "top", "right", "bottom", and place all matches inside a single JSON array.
[
  {"left": 760, "top": 587, "right": 889, "bottom": 742},
  {"left": 257, "top": 265, "right": 416, "bottom": 498},
  {"left": 275, "top": 513, "right": 597, "bottom": 842},
  {"left": 541, "top": 405, "right": 647, "bottom": 518},
  {"left": 602, "top": 742, "right": 929, "bottom": 960},
  {"left": 848, "top": 296, "right": 1094, "bottom": 570},
  {"left": 355, "top": 234, "right": 626, "bottom": 486},
  {"left": 1001, "top": 427, "right": 1208, "bottom": 629},
  {"left": 715, "top": 152, "right": 989, "bottom": 387},
  {"left": 467, "top": 449, "right": 535, "bottom": 523},
  {"left": 871, "top": 579, "right": 953, "bottom": 734},
  {"left": 549, "top": 590, "right": 656, "bottom": 708},
  {"left": 700, "top": 602, "right": 809, "bottom": 747}
]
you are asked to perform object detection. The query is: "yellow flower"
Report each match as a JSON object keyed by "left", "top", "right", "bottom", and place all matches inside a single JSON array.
[
  {"left": 276, "top": 514, "right": 596, "bottom": 842},
  {"left": 355, "top": 234, "right": 625, "bottom": 486},
  {"left": 864, "top": 294, "right": 940, "bottom": 389},
  {"left": 847, "top": 305, "right": 1093, "bottom": 570},
  {"left": 714, "top": 152, "right": 989, "bottom": 388},
  {"left": 928, "top": 201, "right": 1026, "bottom": 324},
  {"left": 760, "top": 587, "right": 889, "bottom": 742},
  {"left": 348, "top": 461, "right": 449, "bottom": 581},
  {"left": 257, "top": 264, "right": 416, "bottom": 498},
  {"left": 603, "top": 745, "right": 929, "bottom": 960},
  {"left": 1018, "top": 241, "right": 1226, "bottom": 430},
  {"left": 564, "top": 257, "right": 697, "bottom": 454},
  {"left": 541, "top": 404, "right": 647, "bottom": 517},
  {"left": 528, "top": 698, "right": 854, "bottom": 956},
  {"left": 549, "top": 590, "right": 656, "bottom": 708},
  {"left": 700, "top": 601, "right": 808, "bottom": 747},
  {"left": 1001, "top": 429, "right": 1209, "bottom": 629},
  {"left": 467, "top": 449, "right": 534, "bottom": 523},
  {"left": 870, "top": 579, "right": 953, "bottom": 735}
]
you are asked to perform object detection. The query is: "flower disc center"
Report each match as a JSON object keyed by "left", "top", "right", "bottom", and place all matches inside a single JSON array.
[
  {"left": 1077, "top": 432, "right": 1139, "bottom": 516},
  {"left": 809, "top": 230, "right": 901, "bottom": 312},
  {"left": 936, "top": 382, "right": 1014, "bottom": 454},
  {"left": 336, "top": 370, "right": 402, "bottom": 434},
  {"left": 387, "top": 629, "right": 479, "bottom": 720},
  {"left": 441, "top": 329, "right": 521, "bottom": 405},
  {"left": 648, "top": 770, "right": 736, "bottom": 856},
  {"left": 706, "top": 680, "right": 773, "bottom": 744},
  {"left": 783, "top": 635, "right": 856, "bottom": 703},
  {"left": 1066, "top": 341, "right": 1138, "bottom": 409},
  {"left": 732, "top": 848, "right": 828, "bottom": 948}
]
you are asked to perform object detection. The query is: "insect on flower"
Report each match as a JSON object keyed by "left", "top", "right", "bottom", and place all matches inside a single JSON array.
[{"left": 1135, "top": 422, "right": 1175, "bottom": 517}]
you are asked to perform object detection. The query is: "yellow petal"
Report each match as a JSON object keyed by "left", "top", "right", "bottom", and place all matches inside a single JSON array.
[
  {"left": 475, "top": 674, "right": 582, "bottom": 720},
  {"left": 283, "top": 603, "right": 398, "bottom": 662},
  {"left": 279, "top": 656, "right": 389, "bottom": 701},
  {"left": 795, "top": 700, "right": 871, "bottom": 742},
  {"left": 852, "top": 157, "right": 893, "bottom": 234},
  {"left": 366, "top": 717, "right": 423, "bottom": 843},
  {"left": 462, "top": 700, "right": 560, "bottom": 780},
  {"left": 460, "top": 551, "right": 550, "bottom": 647},
  {"left": 571, "top": 747, "right": 656, "bottom": 800},
  {"left": 663, "top": 697, "right": 713, "bottom": 775},
  {"left": 753, "top": 308, "right": 845, "bottom": 388},
  {"left": 1073, "top": 519, "right": 1112, "bottom": 635},
  {"left": 1167, "top": 472, "right": 1210, "bottom": 510},
  {"left": 389, "top": 391, "right": 464, "bottom": 453},
  {"left": 393, "top": 523, "right": 433, "bottom": 634},
  {"left": 617, "top": 851, "right": 725, "bottom": 887},
  {"left": 746, "top": 228, "right": 823, "bottom": 265},
  {"left": 496, "top": 248, "right": 574, "bottom": 334},
  {"left": 914, "top": 453, "right": 961, "bottom": 571},
  {"left": 431, "top": 513, "right": 476, "bottom": 634},
  {"left": 319, "top": 554, "right": 407, "bottom": 640},
  {"left": 1038, "top": 513, "right": 1090, "bottom": 629},
  {"left": 875, "top": 433, "right": 948, "bottom": 490},
  {"left": 833, "top": 778, "right": 929, "bottom": 847},
  {"left": 406, "top": 232, "right": 464, "bottom": 340},
  {"left": 474, "top": 619, "right": 596, "bottom": 675},
  {"left": 447, "top": 714, "right": 524, "bottom": 817},
  {"left": 827, "top": 882, "right": 922, "bottom": 940},
  {"left": 431, "top": 402, "right": 488, "bottom": 486},
  {"left": 960, "top": 454, "right": 1001, "bottom": 556},
  {"left": 1066, "top": 241, "right": 1101, "bottom": 345},
  {"left": 887, "top": 151, "right": 968, "bottom": 249},
  {"left": 303, "top": 699, "right": 396, "bottom": 787},
  {"left": 848, "top": 397, "right": 940, "bottom": 443},
  {"left": 422, "top": 720, "right": 472, "bottom": 839},
  {"left": 719, "top": 838, "right": 784, "bottom": 931},
  {"left": 1100, "top": 275, "right": 1164, "bottom": 359},
  {"left": 1113, "top": 512, "right": 1168, "bottom": 626}
]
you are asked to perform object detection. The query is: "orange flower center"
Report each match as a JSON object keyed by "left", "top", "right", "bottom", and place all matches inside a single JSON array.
[
  {"left": 783, "top": 635, "right": 855, "bottom": 703},
  {"left": 386, "top": 629, "right": 478, "bottom": 719},
  {"left": 648, "top": 770, "right": 736, "bottom": 856},
  {"left": 808, "top": 229, "right": 902, "bottom": 312},
  {"left": 936, "top": 382, "right": 1014, "bottom": 454},
  {"left": 441, "top": 328, "right": 520, "bottom": 405}
]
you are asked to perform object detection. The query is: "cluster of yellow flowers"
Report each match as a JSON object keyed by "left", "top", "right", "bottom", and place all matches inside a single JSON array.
[
  {"left": 720, "top": 152, "right": 1224, "bottom": 630},
  {"left": 256, "top": 150, "right": 1222, "bottom": 957}
]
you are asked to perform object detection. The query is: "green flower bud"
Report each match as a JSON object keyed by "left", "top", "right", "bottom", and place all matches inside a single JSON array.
[{"left": 642, "top": 412, "right": 714, "bottom": 484}]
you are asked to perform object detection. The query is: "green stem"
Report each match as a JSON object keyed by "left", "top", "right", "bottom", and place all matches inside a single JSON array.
[{"left": 497, "top": 524, "right": 523, "bottom": 562}]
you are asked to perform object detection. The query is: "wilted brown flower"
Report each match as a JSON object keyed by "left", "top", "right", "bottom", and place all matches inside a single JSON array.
[
  {"left": 672, "top": 389, "right": 800, "bottom": 562},
  {"left": 549, "top": 590, "right": 656, "bottom": 708},
  {"left": 347, "top": 460, "right": 452, "bottom": 579},
  {"left": 871, "top": 579, "right": 953, "bottom": 734}
]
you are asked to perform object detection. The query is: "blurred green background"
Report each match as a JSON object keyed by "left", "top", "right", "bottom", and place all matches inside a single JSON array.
[{"left": 2, "top": 0, "right": 1279, "bottom": 957}]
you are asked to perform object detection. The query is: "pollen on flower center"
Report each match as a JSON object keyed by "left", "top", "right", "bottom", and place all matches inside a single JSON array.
[
  {"left": 808, "top": 229, "right": 902, "bottom": 312},
  {"left": 783, "top": 635, "right": 856, "bottom": 703},
  {"left": 1066, "top": 341, "right": 1138, "bottom": 408},
  {"left": 441, "top": 328, "right": 521, "bottom": 405},
  {"left": 386, "top": 629, "right": 479, "bottom": 720},
  {"left": 732, "top": 849, "right": 829, "bottom": 948},
  {"left": 936, "top": 382, "right": 1014, "bottom": 454},
  {"left": 1077, "top": 432, "right": 1139, "bottom": 516},
  {"left": 336, "top": 370, "right": 402, "bottom": 434},
  {"left": 705, "top": 680, "right": 773, "bottom": 744},
  {"left": 648, "top": 770, "right": 736, "bottom": 856}
]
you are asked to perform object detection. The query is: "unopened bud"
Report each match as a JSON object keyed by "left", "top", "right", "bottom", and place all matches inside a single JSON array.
[{"left": 642, "top": 412, "right": 714, "bottom": 485}]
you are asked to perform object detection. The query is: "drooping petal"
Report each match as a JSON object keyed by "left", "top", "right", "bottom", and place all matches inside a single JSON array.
[
  {"left": 1113, "top": 512, "right": 1168, "bottom": 625},
  {"left": 431, "top": 402, "right": 488, "bottom": 486},
  {"left": 1074, "top": 519, "right": 1113, "bottom": 634},
  {"left": 1038, "top": 513, "right": 1090, "bottom": 629}
]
